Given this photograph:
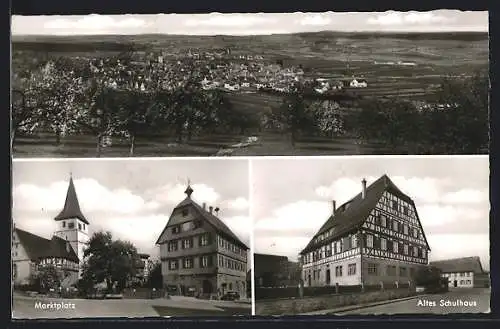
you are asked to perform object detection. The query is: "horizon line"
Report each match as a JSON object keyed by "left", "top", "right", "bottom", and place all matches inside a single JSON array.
[{"left": 11, "top": 30, "right": 489, "bottom": 38}]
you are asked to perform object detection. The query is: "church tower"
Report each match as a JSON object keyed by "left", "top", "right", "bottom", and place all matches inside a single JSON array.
[{"left": 53, "top": 174, "right": 90, "bottom": 268}]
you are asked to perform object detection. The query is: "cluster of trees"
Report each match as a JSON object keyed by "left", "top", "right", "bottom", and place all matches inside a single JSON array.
[
  {"left": 266, "top": 73, "right": 488, "bottom": 154},
  {"left": 12, "top": 56, "right": 256, "bottom": 156},
  {"left": 348, "top": 73, "right": 488, "bottom": 154},
  {"left": 413, "top": 266, "right": 449, "bottom": 293}
]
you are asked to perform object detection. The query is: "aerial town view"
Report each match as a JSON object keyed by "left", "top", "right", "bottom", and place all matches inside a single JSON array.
[
  {"left": 11, "top": 10, "right": 488, "bottom": 157},
  {"left": 11, "top": 159, "right": 251, "bottom": 317},
  {"left": 252, "top": 156, "right": 490, "bottom": 315}
]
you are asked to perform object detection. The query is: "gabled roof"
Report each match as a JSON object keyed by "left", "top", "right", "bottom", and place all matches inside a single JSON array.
[
  {"left": 155, "top": 195, "right": 249, "bottom": 250},
  {"left": 54, "top": 176, "right": 89, "bottom": 225},
  {"left": 430, "top": 256, "right": 485, "bottom": 274},
  {"left": 300, "top": 174, "right": 428, "bottom": 255},
  {"left": 14, "top": 228, "right": 79, "bottom": 263}
]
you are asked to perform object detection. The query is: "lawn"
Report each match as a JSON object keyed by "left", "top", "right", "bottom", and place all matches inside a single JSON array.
[{"left": 152, "top": 305, "right": 251, "bottom": 317}]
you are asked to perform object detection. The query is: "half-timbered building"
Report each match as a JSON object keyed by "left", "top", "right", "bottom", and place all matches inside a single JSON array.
[
  {"left": 156, "top": 185, "right": 249, "bottom": 299},
  {"left": 300, "top": 175, "right": 431, "bottom": 287}
]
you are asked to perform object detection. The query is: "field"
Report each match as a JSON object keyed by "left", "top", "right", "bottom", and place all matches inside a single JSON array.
[{"left": 11, "top": 31, "right": 489, "bottom": 157}]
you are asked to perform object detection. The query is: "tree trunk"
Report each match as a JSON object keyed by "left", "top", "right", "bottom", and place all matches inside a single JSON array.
[
  {"left": 129, "top": 134, "right": 136, "bottom": 157},
  {"left": 290, "top": 129, "right": 296, "bottom": 147},
  {"left": 96, "top": 135, "right": 102, "bottom": 158},
  {"left": 106, "top": 279, "right": 113, "bottom": 294},
  {"left": 55, "top": 130, "right": 61, "bottom": 145}
]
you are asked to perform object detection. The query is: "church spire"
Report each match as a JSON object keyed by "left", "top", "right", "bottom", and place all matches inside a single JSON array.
[{"left": 54, "top": 174, "right": 89, "bottom": 224}]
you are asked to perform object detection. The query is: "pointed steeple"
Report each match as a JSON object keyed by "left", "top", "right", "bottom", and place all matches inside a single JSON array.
[
  {"left": 54, "top": 175, "right": 89, "bottom": 224},
  {"left": 184, "top": 180, "right": 194, "bottom": 199}
]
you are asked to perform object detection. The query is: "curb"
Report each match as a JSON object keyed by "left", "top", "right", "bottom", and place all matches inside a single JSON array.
[{"left": 301, "top": 294, "right": 425, "bottom": 315}]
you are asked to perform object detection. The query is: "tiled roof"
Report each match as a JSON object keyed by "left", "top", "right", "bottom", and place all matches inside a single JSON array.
[
  {"left": 300, "top": 174, "right": 430, "bottom": 254},
  {"left": 430, "top": 256, "right": 485, "bottom": 274},
  {"left": 155, "top": 196, "right": 249, "bottom": 250},
  {"left": 54, "top": 176, "right": 89, "bottom": 225},
  {"left": 15, "top": 228, "right": 79, "bottom": 263}
]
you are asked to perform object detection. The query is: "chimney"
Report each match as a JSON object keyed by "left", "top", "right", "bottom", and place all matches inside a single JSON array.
[
  {"left": 332, "top": 200, "right": 336, "bottom": 215},
  {"left": 362, "top": 178, "right": 367, "bottom": 199},
  {"left": 202, "top": 202, "right": 207, "bottom": 210},
  {"left": 209, "top": 206, "right": 213, "bottom": 214},
  {"left": 214, "top": 207, "right": 220, "bottom": 216}
]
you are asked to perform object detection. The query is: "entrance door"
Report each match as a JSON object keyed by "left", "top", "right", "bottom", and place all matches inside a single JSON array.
[
  {"left": 202, "top": 280, "right": 213, "bottom": 294},
  {"left": 453, "top": 280, "right": 458, "bottom": 287},
  {"left": 326, "top": 269, "right": 331, "bottom": 285}
]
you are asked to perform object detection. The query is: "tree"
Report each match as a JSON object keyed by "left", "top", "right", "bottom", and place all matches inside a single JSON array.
[
  {"left": 82, "top": 231, "right": 140, "bottom": 293},
  {"left": 269, "top": 82, "right": 315, "bottom": 145},
  {"left": 35, "top": 265, "right": 63, "bottom": 292},
  {"left": 308, "top": 100, "right": 345, "bottom": 138},
  {"left": 146, "top": 261, "right": 163, "bottom": 289},
  {"left": 413, "top": 266, "right": 443, "bottom": 291}
]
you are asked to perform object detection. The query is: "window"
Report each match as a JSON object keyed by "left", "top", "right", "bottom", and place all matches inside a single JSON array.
[
  {"left": 169, "top": 260, "right": 178, "bottom": 270},
  {"left": 404, "top": 245, "right": 408, "bottom": 255},
  {"left": 381, "top": 238, "right": 387, "bottom": 250},
  {"left": 218, "top": 255, "right": 224, "bottom": 267},
  {"left": 403, "top": 225, "right": 408, "bottom": 235},
  {"left": 413, "top": 246, "right": 418, "bottom": 257},
  {"left": 181, "top": 209, "right": 189, "bottom": 217},
  {"left": 201, "top": 256, "right": 210, "bottom": 268},
  {"left": 387, "top": 265, "right": 397, "bottom": 276},
  {"left": 326, "top": 269, "right": 331, "bottom": 284},
  {"left": 182, "top": 238, "right": 192, "bottom": 249},
  {"left": 13, "top": 264, "right": 17, "bottom": 279},
  {"left": 413, "top": 228, "right": 418, "bottom": 238},
  {"left": 78, "top": 223, "right": 82, "bottom": 230},
  {"left": 403, "top": 206, "right": 409, "bottom": 215},
  {"left": 393, "top": 241, "right": 399, "bottom": 253},
  {"left": 172, "top": 226, "right": 180, "bottom": 234},
  {"left": 380, "top": 215, "right": 386, "bottom": 227},
  {"left": 325, "top": 244, "right": 332, "bottom": 257},
  {"left": 351, "top": 234, "right": 358, "bottom": 248},
  {"left": 183, "top": 258, "right": 193, "bottom": 269},
  {"left": 392, "top": 200, "right": 398, "bottom": 210},
  {"left": 62, "top": 221, "right": 66, "bottom": 228},
  {"left": 366, "top": 234, "right": 374, "bottom": 248},
  {"left": 200, "top": 234, "right": 210, "bottom": 246},
  {"left": 393, "top": 221, "right": 398, "bottom": 231},
  {"left": 83, "top": 224, "right": 86, "bottom": 230},
  {"left": 399, "top": 267, "right": 407, "bottom": 277},
  {"left": 348, "top": 263, "right": 356, "bottom": 275},
  {"left": 335, "top": 265, "right": 343, "bottom": 277},
  {"left": 168, "top": 241, "right": 178, "bottom": 252},
  {"left": 422, "top": 249, "right": 426, "bottom": 258},
  {"left": 68, "top": 222, "right": 75, "bottom": 229},
  {"left": 367, "top": 263, "right": 378, "bottom": 275},
  {"left": 460, "top": 272, "right": 465, "bottom": 277}
]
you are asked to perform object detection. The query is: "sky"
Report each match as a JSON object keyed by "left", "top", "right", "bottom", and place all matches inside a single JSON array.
[
  {"left": 11, "top": 11, "right": 488, "bottom": 36},
  {"left": 12, "top": 159, "right": 250, "bottom": 260},
  {"left": 252, "top": 156, "right": 490, "bottom": 271}
]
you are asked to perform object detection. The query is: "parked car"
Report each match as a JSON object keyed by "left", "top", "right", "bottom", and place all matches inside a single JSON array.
[{"left": 221, "top": 291, "right": 240, "bottom": 301}]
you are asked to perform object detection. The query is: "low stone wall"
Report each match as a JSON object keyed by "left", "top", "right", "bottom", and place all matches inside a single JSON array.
[{"left": 255, "top": 288, "right": 415, "bottom": 315}]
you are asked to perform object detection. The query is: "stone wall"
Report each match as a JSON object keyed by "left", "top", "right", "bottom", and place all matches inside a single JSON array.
[{"left": 255, "top": 287, "right": 416, "bottom": 315}]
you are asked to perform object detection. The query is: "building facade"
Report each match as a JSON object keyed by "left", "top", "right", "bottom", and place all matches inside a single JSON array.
[
  {"left": 430, "top": 256, "right": 490, "bottom": 288},
  {"left": 12, "top": 175, "right": 87, "bottom": 287},
  {"left": 156, "top": 185, "right": 249, "bottom": 299},
  {"left": 300, "top": 175, "right": 431, "bottom": 288},
  {"left": 254, "top": 253, "right": 301, "bottom": 288}
]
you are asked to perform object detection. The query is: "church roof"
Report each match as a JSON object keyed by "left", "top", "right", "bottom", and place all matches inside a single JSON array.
[
  {"left": 54, "top": 176, "right": 89, "bottom": 225},
  {"left": 430, "top": 256, "right": 485, "bottom": 274},
  {"left": 300, "top": 174, "right": 431, "bottom": 255},
  {"left": 14, "top": 228, "right": 79, "bottom": 263},
  {"left": 155, "top": 187, "right": 249, "bottom": 250}
]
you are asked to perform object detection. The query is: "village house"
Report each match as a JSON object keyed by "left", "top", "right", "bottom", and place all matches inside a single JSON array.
[
  {"left": 430, "top": 256, "right": 490, "bottom": 288},
  {"left": 300, "top": 175, "right": 431, "bottom": 288},
  {"left": 12, "top": 175, "right": 89, "bottom": 288},
  {"left": 156, "top": 185, "right": 249, "bottom": 299}
]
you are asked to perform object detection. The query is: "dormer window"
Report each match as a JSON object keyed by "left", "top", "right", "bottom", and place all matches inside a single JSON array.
[
  {"left": 172, "top": 226, "right": 180, "bottom": 234},
  {"left": 78, "top": 223, "right": 82, "bottom": 230},
  {"left": 182, "top": 209, "right": 189, "bottom": 217},
  {"left": 68, "top": 222, "right": 75, "bottom": 229}
]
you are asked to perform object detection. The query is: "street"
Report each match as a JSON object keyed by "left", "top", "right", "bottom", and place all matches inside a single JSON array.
[
  {"left": 334, "top": 288, "right": 490, "bottom": 315},
  {"left": 12, "top": 294, "right": 251, "bottom": 318}
]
